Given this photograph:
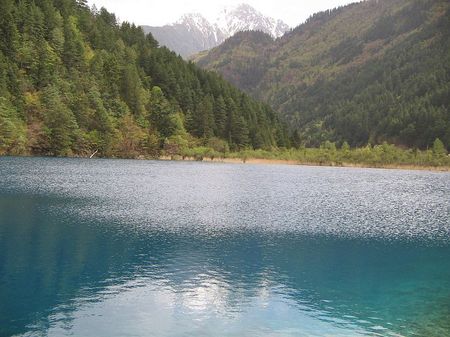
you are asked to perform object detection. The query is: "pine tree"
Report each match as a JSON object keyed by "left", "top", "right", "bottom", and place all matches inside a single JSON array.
[
  {"left": 63, "top": 16, "right": 85, "bottom": 70},
  {"left": 214, "top": 95, "right": 227, "bottom": 138},
  {"left": 0, "top": 98, "right": 27, "bottom": 155},
  {"left": 147, "top": 86, "right": 176, "bottom": 139},
  {"left": 0, "top": 0, "right": 18, "bottom": 58},
  {"left": 193, "top": 96, "right": 215, "bottom": 139},
  {"left": 42, "top": 85, "right": 79, "bottom": 156},
  {"left": 120, "top": 64, "right": 144, "bottom": 116},
  {"left": 432, "top": 138, "right": 447, "bottom": 157}
]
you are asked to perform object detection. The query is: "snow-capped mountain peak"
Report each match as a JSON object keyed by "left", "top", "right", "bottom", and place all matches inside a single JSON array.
[
  {"left": 142, "top": 3, "right": 290, "bottom": 58},
  {"left": 216, "top": 4, "right": 289, "bottom": 38},
  {"left": 176, "top": 13, "right": 214, "bottom": 34}
]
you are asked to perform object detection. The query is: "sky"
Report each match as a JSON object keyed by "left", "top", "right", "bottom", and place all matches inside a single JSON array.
[{"left": 86, "top": 0, "right": 357, "bottom": 28}]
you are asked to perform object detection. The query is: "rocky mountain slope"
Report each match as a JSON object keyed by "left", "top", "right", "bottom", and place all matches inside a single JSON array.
[
  {"left": 142, "top": 4, "right": 289, "bottom": 58},
  {"left": 194, "top": 0, "right": 450, "bottom": 149}
]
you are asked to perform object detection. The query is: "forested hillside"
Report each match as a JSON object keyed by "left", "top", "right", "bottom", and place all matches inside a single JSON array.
[
  {"left": 0, "top": 0, "right": 288, "bottom": 157},
  {"left": 195, "top": 0, "right": 450, "bottom": 149}
]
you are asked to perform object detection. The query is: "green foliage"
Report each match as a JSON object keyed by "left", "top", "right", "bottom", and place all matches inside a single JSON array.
[
  {"left": 0, "top": 0, "right": 18, "bottom": 58},
  {"left": 226, "top": 142, "right": 450, "bottom": 168},
  {"left": 207, "top": 137, "right": 229, "bottom": 154},
  {"left": 432, "top": 138, "right": 447, "bottom": 157},
  {"left": 196, "top": 0, "right": 450, "bottom": 151},
  {"left": 341, "top": 141, "right": 350, "bottom": 152},
  {"left": 147, "top": 86, "right": 177, "bottom": 139},
  {"left": 63, "top": 16, "right": 86, "bottom": 70},
  {"left": 0, "top": 98, "right": 27, "bottom": 155},
  {"left": 115, "top": 113, "right": 147, "bottom": 158},
  {"left": 0, "top": 0, "right": 287, "bottom": 159},
  {"left": 42, "top": 85, "right": 78, "bottom": 156}
]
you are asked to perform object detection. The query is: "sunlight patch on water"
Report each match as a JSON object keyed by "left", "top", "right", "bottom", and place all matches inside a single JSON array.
[
  {"left": 34, "top": 278, "right": 397, "bottom": 337},
  {"left": 1, "top": 157, "right": 449, "bottom": 337}
]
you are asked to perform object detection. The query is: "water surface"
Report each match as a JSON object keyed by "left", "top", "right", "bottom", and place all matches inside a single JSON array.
[{"left": 0, "top": 157, "right": 449, "bottom": 337}]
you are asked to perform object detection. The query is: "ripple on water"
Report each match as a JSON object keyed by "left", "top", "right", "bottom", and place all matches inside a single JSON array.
[{"left": 1, "top": 157, "right": 449, "bottom": 337}]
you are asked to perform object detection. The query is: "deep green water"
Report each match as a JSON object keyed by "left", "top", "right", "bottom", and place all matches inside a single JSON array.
[{"left": 0, "top": 157, "right": 449, "bottom": 337}]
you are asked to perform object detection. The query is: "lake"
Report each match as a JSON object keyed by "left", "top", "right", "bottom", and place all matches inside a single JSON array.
[{"left": 0, "top": 157, "right": 449, "bottom": 337}]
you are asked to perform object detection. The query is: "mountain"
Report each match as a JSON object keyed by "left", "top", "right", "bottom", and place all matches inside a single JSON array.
[
  {"left": 141, "top": 4, "right": 289, "bottom": 58},
  {"left": 194, "top": 0, "right": 450, "bottom": 149},
  {"left": 0, "top": 0, "right": 288, "bottom": 157},
  {"left": 215, "top": 4, "right": 289, "bottom": 38},
  {"left": 141, "top": 14, "right": 227, "bottom": 59}
]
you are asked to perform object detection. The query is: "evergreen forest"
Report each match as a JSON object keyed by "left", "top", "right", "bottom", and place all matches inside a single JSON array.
[
  {"left": 195, "top": 0, "right": 450, "bottom": 151},
  {"left": 0, "top": 0, "right": 288, "bottom": 158}
]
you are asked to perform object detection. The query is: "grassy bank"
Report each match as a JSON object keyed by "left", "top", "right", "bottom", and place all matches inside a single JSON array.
[
  {"left": 161, "top": 143, "right": 450, "bottom": 171},
  {"left": 3, "top": 142, "right": 449, "bottom": 172}
]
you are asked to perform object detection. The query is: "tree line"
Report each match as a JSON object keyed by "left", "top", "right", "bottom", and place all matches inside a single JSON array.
[
  {"left": 0, "top": 0, "right": 289, "bottom": 157},
  {"left": 195, "top": 0, "right": 450, "bottom": 152}
]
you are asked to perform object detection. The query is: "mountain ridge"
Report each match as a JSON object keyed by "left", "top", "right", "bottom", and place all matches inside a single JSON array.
[
  {"left": 194, "top": 0, "right": 450, "bottom": 149},
  {"left": 142, "top": 4, "right": 289, "bottom": 58}
]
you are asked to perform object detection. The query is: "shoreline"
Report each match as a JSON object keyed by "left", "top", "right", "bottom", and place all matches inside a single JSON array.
[
  {"left": 2, "top": 154, "right": 449, "bottom": 172},
  {"left": 159, "top": 156, "right": 450, "bottom": 172}
]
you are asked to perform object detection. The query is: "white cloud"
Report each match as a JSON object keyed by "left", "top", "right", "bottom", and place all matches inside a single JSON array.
[{"left": 87, "top": 0, "right": 357, "bottom": 27}]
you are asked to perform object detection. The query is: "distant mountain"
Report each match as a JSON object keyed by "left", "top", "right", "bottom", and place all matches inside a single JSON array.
[
  {"left": 215, "top": 4, "right": 289, "bottom": 38},
  {"left": 194, "top": 0, "right": 450, "bottom": 149},
  {"left": 142, "top": 14, "right": 227, "bottom": 59},
  {"left": 141, "top": 4, "right": 290, "bottom": 58}
]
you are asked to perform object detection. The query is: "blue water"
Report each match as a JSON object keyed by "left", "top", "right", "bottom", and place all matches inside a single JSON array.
[{"left": 0, "top": 157, "right": 449, "bottom": 337}]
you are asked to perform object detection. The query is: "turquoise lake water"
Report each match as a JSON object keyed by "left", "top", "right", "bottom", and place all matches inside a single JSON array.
[{"left": 0, "top": 157, "right": 449, "bottom": 337}]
